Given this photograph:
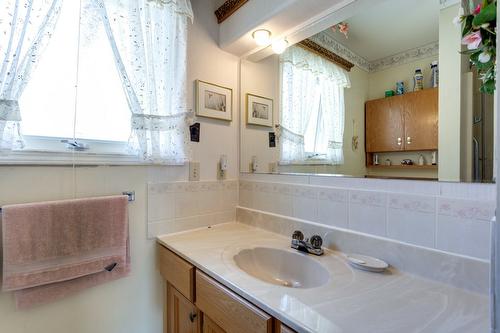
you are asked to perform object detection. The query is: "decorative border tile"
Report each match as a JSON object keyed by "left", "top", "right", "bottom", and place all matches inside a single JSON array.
[
  {"left": 350, "top": 190, "right": 386, "bottom": 207},
  {"left": 438, "top": 198, "right": 496, "bottom": 221},
  {"left": 318, "top": 187, "right": 348, "bottom": 203},
  {"left": 388, "top": 194, "right": 436, "bottom": 213}
]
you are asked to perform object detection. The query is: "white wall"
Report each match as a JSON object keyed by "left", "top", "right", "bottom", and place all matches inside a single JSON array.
[
  {"left": 438, "top": 4, "right": 462, "bottom": 182},
  {"left": 0, "top": 0, "right": 240, "bottom": 332},
  {"left": 240, "top": 56, "right": 280, "bottom": 173}
]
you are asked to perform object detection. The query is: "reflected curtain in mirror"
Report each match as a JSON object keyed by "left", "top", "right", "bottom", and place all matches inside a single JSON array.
[{"left": 279, "top": 45, "right": 350, "bottom": 164}]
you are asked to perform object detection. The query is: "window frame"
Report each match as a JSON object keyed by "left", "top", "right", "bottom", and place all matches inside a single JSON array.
[{"left": 0, "top": 135, "right": 148, "bottom": 166}]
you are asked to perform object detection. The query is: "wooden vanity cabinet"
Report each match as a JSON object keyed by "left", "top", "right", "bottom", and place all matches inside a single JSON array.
[
  {"left": 166, "top": 282, "right": 200, "bottom": 333},
  {"left": 158, "top": 244, "right": 298, "bottom": 333},
  {"left": 365, "top": 88, "right": 438, "bottom": 153}
]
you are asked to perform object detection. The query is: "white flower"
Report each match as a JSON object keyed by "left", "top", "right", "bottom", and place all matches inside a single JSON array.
[
  {"left": 453, "top": 7, "right": 465, "bottom": 26},
  {"left": 479, "top": 51, "right": 491, "bottom": 63}
]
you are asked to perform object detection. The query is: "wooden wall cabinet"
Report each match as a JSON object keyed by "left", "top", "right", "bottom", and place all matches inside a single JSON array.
[
  {"left": 158, "top": 244, "right": 297, "bottom": 333},
  {"left": 365, "top": 88, "right": 438, "bottom": 153}
]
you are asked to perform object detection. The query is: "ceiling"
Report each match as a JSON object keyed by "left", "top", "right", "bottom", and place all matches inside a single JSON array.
[{"left": 321, "top": 0, "right": 440, "bottom": 62}]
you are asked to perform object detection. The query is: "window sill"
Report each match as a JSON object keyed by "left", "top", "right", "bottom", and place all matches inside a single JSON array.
[
  {"left": 0, "top": 150, "right": 170, "bottom": 166},
  {"left": 279, "top": 160, "right": 340, "bottom": 166}
]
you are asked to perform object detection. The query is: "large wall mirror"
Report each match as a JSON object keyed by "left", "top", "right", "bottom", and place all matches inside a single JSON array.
[{"left": 239, "top": 0, "right": 496, "bottom": 183}]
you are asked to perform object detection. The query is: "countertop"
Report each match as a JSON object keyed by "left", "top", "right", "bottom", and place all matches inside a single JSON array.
[{"left": 157, "top": 223, "right": 489, "bottom": 333}]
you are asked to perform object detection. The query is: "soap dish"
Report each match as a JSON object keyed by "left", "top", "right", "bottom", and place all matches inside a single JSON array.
[{"left": 346, "top": 254, "right": 389, "bottom": 273}]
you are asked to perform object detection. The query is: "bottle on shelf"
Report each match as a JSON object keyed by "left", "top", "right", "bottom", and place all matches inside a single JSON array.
[
  {"left": 430, "top": 61, "right": 439, "bottom": 88},
  {"left": 413, "top": 68, "right": 424, "bottom": 91}
]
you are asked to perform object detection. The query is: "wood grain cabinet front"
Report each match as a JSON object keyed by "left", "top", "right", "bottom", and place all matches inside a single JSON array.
[
  {"left": 158, "top": 244, "right": 195, "bottom": 301},
  {"left": 195, "top": 271, "right": 273, "bottom": 333},
  {"left": 166, "top": 282, "right": 200, "bottom": 333},
  {"left": 365, "top": 88, "right": 438, "bottom": 153},
  {"left": 202, "top": 314, "right": 226, "bottom": 333}
]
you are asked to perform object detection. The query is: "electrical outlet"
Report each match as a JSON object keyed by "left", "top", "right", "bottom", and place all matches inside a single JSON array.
[{"left": 189, "top": 162, "right": 200, "bottom": 181}]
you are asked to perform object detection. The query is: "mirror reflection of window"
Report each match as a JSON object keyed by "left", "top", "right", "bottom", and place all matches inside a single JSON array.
[{"left": 279, "top": 46, "right": 350, "bottom": 165}]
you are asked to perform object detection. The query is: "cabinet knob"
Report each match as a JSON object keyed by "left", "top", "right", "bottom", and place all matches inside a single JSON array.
[
  {"left": 189, "top": 312, "right": 197, "bottom": 322},
  {"left": 407, "top": 136, "right": 412, "bottom": 144},
  {"left": 397, "top": 137, "right": 402, "bottom": 145}
]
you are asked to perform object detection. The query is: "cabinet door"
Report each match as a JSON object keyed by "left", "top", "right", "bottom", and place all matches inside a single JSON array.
[
  {"left": 166, "top": 283, "right": 200, "bottom": 333},
  {"left": 202, "top": 315, "right": 226, "bottom": 333},
  {"left": 404, "top": 88, "right": 438, "bottom": 151},
  {"left": 365, "top": 96, "right": 405, "bottom": 152}
]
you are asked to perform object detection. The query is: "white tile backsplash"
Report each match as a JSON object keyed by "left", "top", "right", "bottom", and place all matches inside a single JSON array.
[
  {"left": 436, "top": 215, "right": 491, "bottom": 260},
  {"left": 238, "top": 176, "right": 496, "bottom": 260},
  {"left": 147, "top": 180, "right": 237, "bottom": 238}
]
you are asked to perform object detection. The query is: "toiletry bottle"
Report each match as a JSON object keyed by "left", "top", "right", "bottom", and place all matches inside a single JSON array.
[
  {"left": 396, "top": 81, "right": 404, "bottom": 95},
  {"left": 430, "top": 61, "right": 438, "bottom": 88},
  {"left": 418, "top": 154, "right": 425, "bottom": 166},
  {"left": 413, "top": 68, "right": 424, "bottom": 91},
  {"left": 431, "top": 151, "right": 437, "bottom": 165}
]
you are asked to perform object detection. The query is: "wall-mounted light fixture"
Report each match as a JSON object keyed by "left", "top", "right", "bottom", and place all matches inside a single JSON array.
[
  {"left": 272, "top": 38, "right": 288, "bottom": 54},
  {"left": 252, "top": 29, "right": 271, "bottom": 46}
]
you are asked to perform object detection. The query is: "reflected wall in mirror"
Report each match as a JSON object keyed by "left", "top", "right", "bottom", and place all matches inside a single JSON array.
[{"left": 239, "top": 0, "right": 496, "bottom": 183}]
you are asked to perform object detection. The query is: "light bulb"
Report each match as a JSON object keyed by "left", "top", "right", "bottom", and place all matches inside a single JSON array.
[
  {"left": 252, "top": 29, "right": 271, "bottom": 46},
  {"left": 272, "top": 39, "right": 289, "bottom": 54}
]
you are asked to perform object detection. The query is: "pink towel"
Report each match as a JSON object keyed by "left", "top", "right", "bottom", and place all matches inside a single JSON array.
[{"left": 1, "top": 195, "right": 130, "bottom": 309}]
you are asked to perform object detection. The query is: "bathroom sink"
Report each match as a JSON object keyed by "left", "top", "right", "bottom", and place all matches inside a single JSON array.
[{"left": 233, "top": 247, "right": 329, "bottom": 288}]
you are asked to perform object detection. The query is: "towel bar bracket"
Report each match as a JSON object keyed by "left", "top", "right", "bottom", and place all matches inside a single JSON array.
[{"left": 123, "top": 191, "right": 135, "bottom": 202}]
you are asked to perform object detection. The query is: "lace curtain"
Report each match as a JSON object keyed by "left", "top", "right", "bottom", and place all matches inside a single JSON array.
[
  {"left": 0, "top": 0, "right": 63, "bottom": 151},
  {"left": 279, "top": 45, "right": 350, "bottom": 164},
  {"left": 94, "top": 0, "right": 193, "bottom": 164}
]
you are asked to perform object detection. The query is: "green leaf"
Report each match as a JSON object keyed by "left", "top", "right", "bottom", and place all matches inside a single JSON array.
[
  {"left": 473, "top": 2, "right": 496, "bottom": 26},
  {"left": 480, "top": 79, "right": 495, "bottom": 94},
  {"left": 462, "top": 15, "right": 474, "bottom": 36}
]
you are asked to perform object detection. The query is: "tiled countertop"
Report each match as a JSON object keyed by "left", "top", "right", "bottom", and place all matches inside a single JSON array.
[{"left": 157, "top": 223, "right": 489, "bottom": 333}]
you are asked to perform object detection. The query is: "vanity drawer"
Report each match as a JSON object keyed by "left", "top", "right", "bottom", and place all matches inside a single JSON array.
[
  {"left": 195, "top": 271, "right": 273, "bottom": 333},
  {"left": 158, "top": 244, "right": 195, "bottom": 301}
]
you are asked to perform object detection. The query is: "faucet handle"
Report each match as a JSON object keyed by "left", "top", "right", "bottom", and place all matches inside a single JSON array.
[
  {"left": 310, "top": 235, "right": 323, "bottom": 249},
  {"left": 292, "top": 230, "right": 304, "bottom": 241}
]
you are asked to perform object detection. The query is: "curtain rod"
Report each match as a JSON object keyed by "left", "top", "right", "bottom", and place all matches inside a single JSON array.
[{"left": 297, "top": 39, "right": 355, "bottom": 72}]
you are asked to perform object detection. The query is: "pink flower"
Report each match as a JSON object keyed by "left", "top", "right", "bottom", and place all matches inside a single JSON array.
[
  {"left": 462, "top": 31, "right": 482, "bottom": 50},
  {"left": 338, "top": 22, "right": 349, "bottom": 38},
  {"left": 474, "top": 4, "right": 481, "bottom": 14}
]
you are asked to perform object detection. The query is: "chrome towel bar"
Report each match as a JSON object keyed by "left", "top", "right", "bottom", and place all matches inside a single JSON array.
[{"left": 0, "top": 191, "right": 135, "bottom": 214}]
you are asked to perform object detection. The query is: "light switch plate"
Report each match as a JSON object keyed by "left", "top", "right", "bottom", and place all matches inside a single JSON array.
[{"left": 189, "top": 162, "right": 200, "bottom": 181}]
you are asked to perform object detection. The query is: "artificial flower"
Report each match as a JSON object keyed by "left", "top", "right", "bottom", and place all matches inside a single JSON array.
[
  {"left": 474, "top": 4, "right": 482, "bottom": 14},
  {"left": 462, "top": 30, "right": 482, "bottom": 49},
  {"left": 479, "top": 51, "right": 491, "bottom": 63},
  {"left": 338, "top": 22, "right": 349, "bottom": 38}
]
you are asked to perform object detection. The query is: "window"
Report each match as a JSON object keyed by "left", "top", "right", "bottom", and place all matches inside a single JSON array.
[
  {"left": 279, "top": 45, "right": 350, "bottom": 164},
  {"left": 0, "top": 0, "right": 193, "bottom": 164},
  {"left": 20, "top": 0, "right": 131, "bottom": 144}
]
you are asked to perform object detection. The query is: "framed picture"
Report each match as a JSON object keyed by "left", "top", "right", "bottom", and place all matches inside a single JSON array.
[
  {"left": 246, "top": 93, "right": 273, "bottom": 127},
  {"left": 195, "top": 80, "right": 232, "bottom": 121}
]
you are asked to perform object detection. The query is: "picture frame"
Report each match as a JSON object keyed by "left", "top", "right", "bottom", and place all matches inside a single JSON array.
[
  {"left": 246, "top": 93, "right": 273, "bottom": 127},
  {"left": 195, "top": 80, "right": 232, "bottom": 121}
]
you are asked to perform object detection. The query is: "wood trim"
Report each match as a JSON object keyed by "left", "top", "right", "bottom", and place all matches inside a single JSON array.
[
  {"left": 297, "top": 39, "right": 354, "bottom": 72},
  {"left": 214, "top": 0, "right": 249, "bottom": 24}
]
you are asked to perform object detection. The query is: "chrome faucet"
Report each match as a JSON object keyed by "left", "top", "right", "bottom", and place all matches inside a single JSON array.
[{"left": 291, "top": 230, "right": 324, "bottom": 256}]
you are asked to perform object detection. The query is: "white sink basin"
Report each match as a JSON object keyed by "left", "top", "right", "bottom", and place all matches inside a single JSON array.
[{"left": 233, "top": 247, "right": 330, "bottom": 288}]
